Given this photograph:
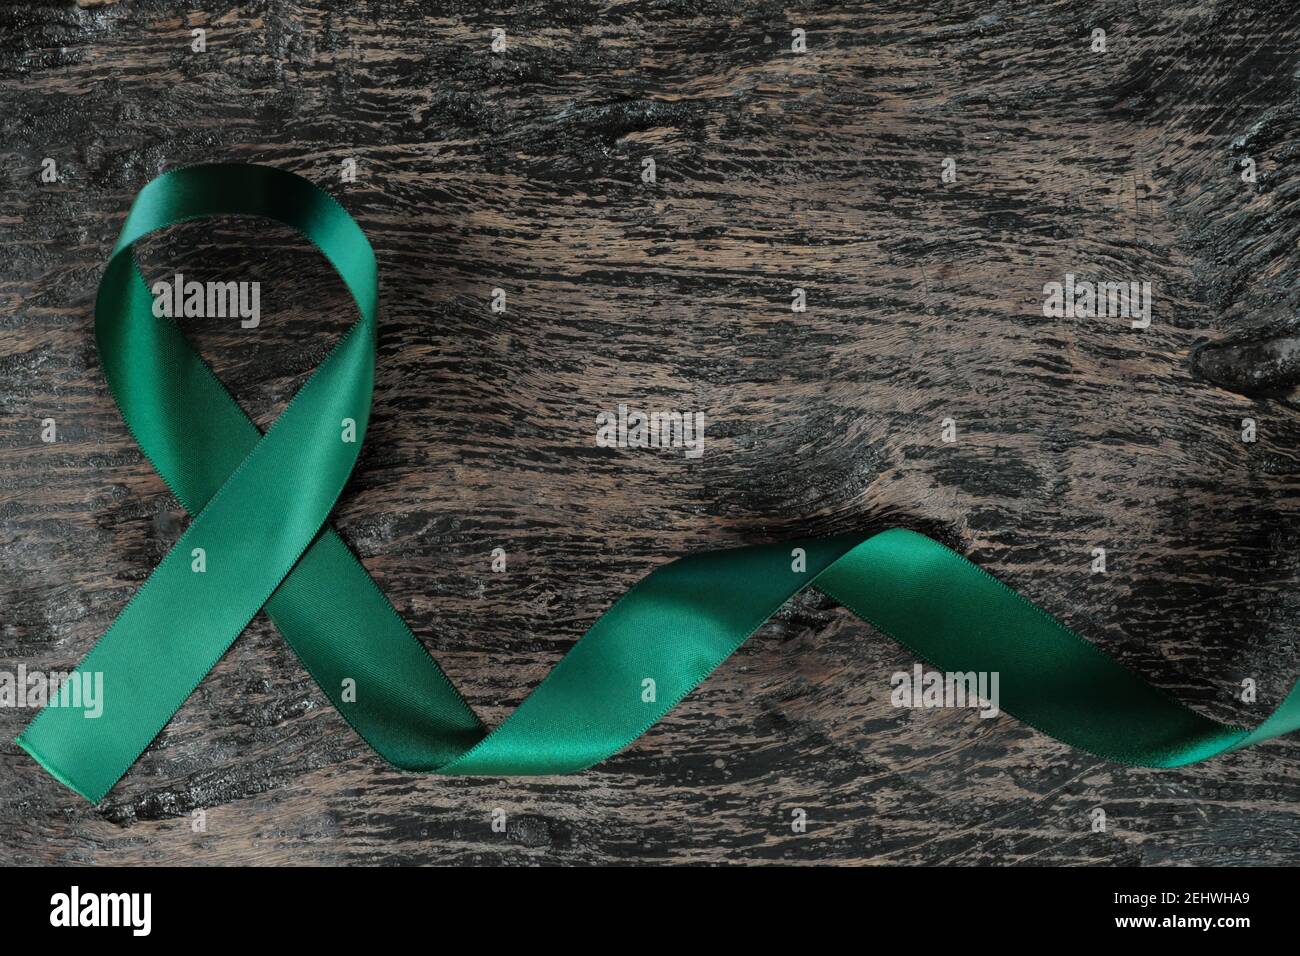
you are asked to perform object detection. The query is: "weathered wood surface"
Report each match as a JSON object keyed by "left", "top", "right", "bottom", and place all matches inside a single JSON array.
[{"left": 3, "top": 0, "right": 1300, "bottom": 865}]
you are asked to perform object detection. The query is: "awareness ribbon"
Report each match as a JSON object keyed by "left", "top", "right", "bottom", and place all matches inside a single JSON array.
[{"left": 17, "top": 163, "right": 1300, "bottom": 803}]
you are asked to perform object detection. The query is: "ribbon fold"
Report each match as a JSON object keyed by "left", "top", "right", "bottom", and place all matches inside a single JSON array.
[{"left": 17, "top": 164, "right": 1300, "bottom": 803}]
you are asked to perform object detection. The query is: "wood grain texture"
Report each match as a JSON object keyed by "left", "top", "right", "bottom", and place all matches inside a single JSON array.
[{"left": 3, "top": 0, "right": 1300, "bottom": 865}]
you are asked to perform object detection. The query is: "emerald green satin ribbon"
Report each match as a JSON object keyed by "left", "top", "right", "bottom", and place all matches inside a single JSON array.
[{"left": 17, "top": 164, "right": 1300, "bottom": 803}]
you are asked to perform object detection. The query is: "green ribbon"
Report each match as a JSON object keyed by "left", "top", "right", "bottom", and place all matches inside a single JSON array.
[{"left": 17, "top": 163, "right": 1300, "bottom": 803}]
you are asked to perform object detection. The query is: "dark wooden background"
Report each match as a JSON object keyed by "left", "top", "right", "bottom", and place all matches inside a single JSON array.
[{"left": 3, "top": 0, "right": 1300, "bottom": 865}]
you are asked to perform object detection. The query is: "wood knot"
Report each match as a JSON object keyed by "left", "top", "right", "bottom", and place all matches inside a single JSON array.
[{"left": 1193, "top": 316, "right": 1300, "bottom": 396}]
